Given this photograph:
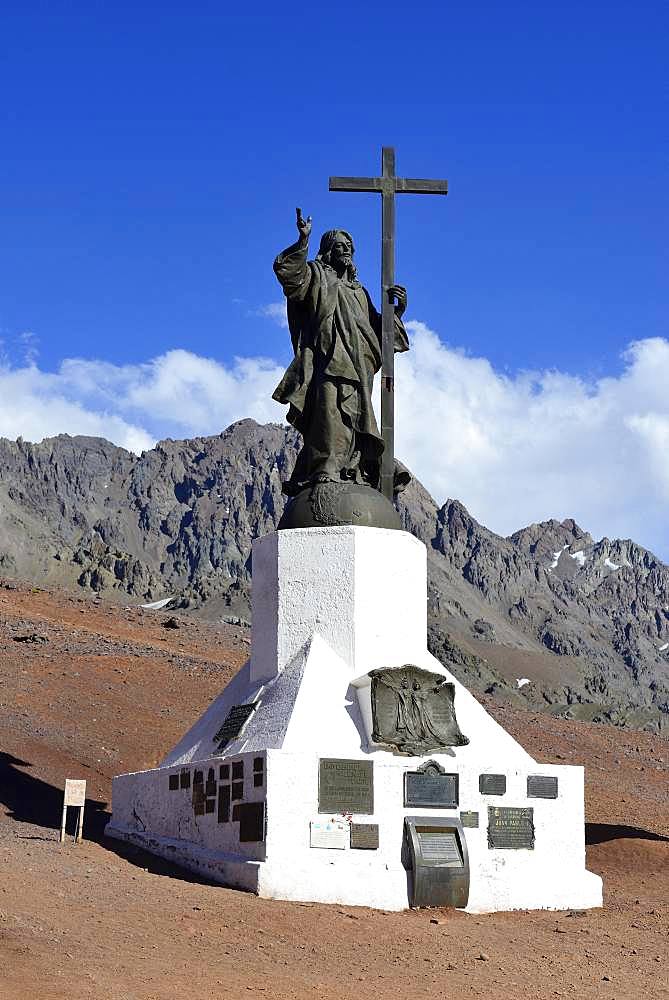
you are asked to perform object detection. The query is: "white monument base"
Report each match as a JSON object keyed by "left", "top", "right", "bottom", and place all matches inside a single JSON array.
[{"left": 107, "top": 527, "right": 602, "bottom": 913}]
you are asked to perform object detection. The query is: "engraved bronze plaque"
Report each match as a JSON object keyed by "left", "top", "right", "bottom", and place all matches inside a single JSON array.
[
  {"left": 404, "top": 761, "right": 458, "bottom": 808},
  {"left": 416, "top": 828, "right": 462, "bottom": 864},
  {"left": 370, "top": 665, "right": 469, "bottom": 755},
  {"left": 460, "top": 811, "right": 479, "bottom": 828},
  {"left": 218, "top": 784, "right": 230, "bottom": 823},
  {"left": 180, "top": 770, "right": 191, "bottom": 789},
  {"left": 487, "top": 807, "right": 534, "bottom": 850},
  {"left": 232, "top": 761, "right": 244, "bottom": 780},
  {"left": 350, "top": 823, "right": 379, "bottom": 850},
  {"left": 237, "top": 802, "right": 265, "bottom": 842},
  {"left": 527, "top": 775, "right": 558, "bottom": 799},
  {"left": 214, "top": 702, "right": 257, "bottom": 752},
  {"left": 318, "top": 759, "right": 374, "bottom": 814},
  {"left": 169, "top": 774, "right": 179, "bottom": 791},
  {"left": 479, "top": 773, "right": 506, "bottom": 795},
  {"left": 231, "top": 781, "right": 244, "bottom": 801}
]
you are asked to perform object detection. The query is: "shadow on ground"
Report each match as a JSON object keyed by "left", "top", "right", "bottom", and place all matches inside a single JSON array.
[
  {"left": 585, "top": 822, "right": 669, "bottom": 845},
  {"left": 0, "top": 752, "right": 223, "bottom": 886}
]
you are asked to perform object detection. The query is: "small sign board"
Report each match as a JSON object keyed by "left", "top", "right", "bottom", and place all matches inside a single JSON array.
[
  {"left": 64, "top": 779, "right": 86, "bottom": 806},
  {"left": 310, "top": 819, "right": 348, "bottom": 850},
  {"left": 61, "top": 779, "right": 86, "bottom": 843}
]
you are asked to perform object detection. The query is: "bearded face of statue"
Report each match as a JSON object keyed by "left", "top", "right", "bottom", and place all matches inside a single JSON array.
[{"left": 329, "top": 235, "right": 353, "bottom": 271}]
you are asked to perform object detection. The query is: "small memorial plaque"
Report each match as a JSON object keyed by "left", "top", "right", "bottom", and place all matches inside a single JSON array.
[
  {"left": 350, "top": 823, "right": 379, "bottom": 850},
  {"left": 318, "top": 759, "right": 374, "bottom": 814},
  {"left": 479, "top": 773, "right": 506, "bottom": 796},
  {"left": 404, "top": 764, "right": 458, "bottom": 808},
  {"left": 310, "top": 819, "right": 348, "bottom": 850},
  {"left": 238, "top": 802, "right": 265, "bottom": 842},
  {"left": 214, "top": 703, "right": 257, "bottom": 752},
  {"left": 487, "top": 806, "right": 534, "bottom": 850},
  {"left": 218, "top": 784, "right": 230, "bottom": 823},
  {"left": 460, "top": 810, "right": 479, "bottom": 828},
  {"left": 527, "top": 775, "right": 558, "bottom": 799}
]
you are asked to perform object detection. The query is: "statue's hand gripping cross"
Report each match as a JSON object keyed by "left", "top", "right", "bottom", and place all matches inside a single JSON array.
[{"left": 329, "top": 147, "right": 448, "bottom": 501}]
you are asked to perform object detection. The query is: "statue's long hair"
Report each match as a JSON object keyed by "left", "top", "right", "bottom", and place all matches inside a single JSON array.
[{"left": 316, "top": 229, "right": 357, "bottom": 280}]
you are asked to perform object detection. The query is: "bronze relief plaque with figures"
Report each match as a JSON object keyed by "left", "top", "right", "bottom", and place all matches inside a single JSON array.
[{"left": 370, "top": 665, "right": 469, "bottom": 755}]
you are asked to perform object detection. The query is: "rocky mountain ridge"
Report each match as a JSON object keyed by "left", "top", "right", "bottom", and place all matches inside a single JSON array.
[{"left": 0, "top": 421, "right": 667, "bottom": 732}]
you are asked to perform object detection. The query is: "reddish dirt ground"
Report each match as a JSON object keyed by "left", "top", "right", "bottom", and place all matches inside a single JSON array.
[{"left": 0, "top": 580, "right": 667, "bottom": 1000}]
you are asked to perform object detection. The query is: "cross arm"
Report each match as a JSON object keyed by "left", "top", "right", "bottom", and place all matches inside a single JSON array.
[
  {"left": 395, "top": 178, "right": 448, "bottom": 195},
  {"left": 329, "top": 176, "right": 384, "bottom": 192}
]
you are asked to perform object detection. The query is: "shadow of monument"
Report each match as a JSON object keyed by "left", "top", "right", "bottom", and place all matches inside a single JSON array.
[
  {"left": 0, "top": 751, "right": 109, "bottom": 839},
  {"left": 585, "top": 822, "right": 669, "bottom": 845},
  {"left": 0, "top": 752, "right": 221, "bottom": 886}
]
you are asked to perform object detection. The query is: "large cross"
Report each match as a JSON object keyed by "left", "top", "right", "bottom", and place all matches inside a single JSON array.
[{"left": 329, "top": 147, "right": 448, "bottom": 501}]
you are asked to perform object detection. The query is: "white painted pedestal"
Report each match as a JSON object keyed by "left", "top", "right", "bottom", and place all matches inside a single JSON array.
[{"left": 106, "top": 527, "right": 602, "bottom": 913}]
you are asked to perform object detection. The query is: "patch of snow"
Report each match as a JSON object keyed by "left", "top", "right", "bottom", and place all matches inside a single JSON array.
[
  {"left": 604, "top": 557, "right": 620, "bottom": 571},
  {"left": 659, "top": 642, "right": 669, "bottom": 652},
  {"left": 140, "top": 597, "right": 175, "bottom": 610},
  {"left": 549, "top": 545, "right": 568, "bottom": 569},
  {"left": 570, "top": 550, "right": 587, "bottom": 567},
  {"left": 516, "top": 677, "right": 531, "bottom": 688}
]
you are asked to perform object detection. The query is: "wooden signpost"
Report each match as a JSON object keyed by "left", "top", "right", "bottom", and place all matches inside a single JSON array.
[{"left": 60, "top": 778, "right": 86, "bottom": 843}]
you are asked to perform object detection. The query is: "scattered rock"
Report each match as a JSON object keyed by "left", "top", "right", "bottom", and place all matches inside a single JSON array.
[
  {"left": 163, "top": 617, "right": 181, "bottom": 630},
  {"left": 13, "top": 633, "right": 48, "bottom": 644}
]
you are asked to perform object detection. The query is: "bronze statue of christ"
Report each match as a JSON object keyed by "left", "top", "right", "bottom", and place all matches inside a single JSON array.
[{"left": 272, "top": 208, "right": 409, "bottom": 498}]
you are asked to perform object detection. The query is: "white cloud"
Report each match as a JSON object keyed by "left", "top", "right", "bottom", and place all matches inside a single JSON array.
[
  {"left": 2, "top": 329, "right": 669, "bottom": 559},
  {"left": 0, "top": 363, "right": 154, "bottom": 454},
  {"left": 395, "top": 325, "right": 669, "bottom": 557},
  {"left": 251, "top": 301, "right": 288, "bottom": 328}
]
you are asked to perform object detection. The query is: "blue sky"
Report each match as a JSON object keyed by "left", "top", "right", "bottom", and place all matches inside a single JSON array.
[{"left": 1, "top": 2, "right": 668, "bottom": 555}]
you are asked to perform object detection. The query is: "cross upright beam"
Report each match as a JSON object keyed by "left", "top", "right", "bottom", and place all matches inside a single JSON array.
[{"left": 329, "top": 147, "right": 448, "bottom": 501}]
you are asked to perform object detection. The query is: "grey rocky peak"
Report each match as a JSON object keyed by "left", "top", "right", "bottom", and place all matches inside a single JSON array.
[{"left": 0, "top": 420, "right": 667, "bottom": 733}]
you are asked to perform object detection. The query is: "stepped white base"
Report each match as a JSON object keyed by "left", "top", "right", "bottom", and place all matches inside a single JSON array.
[{"left": 107, "top": 527, "right": 602, "bottom": 913}]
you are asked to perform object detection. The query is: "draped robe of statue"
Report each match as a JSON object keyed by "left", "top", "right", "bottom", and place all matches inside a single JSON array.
[{"left": 272, "top": 233, "right": 409, "bottom": 497}]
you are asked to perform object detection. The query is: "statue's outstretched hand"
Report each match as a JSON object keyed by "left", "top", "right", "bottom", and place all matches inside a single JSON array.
[
  {"left": 389, "top": 284, "right": 407, "bottom": 317},
  {"left": 296, "top": 207, "right": 312, "bottom": 240}
]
